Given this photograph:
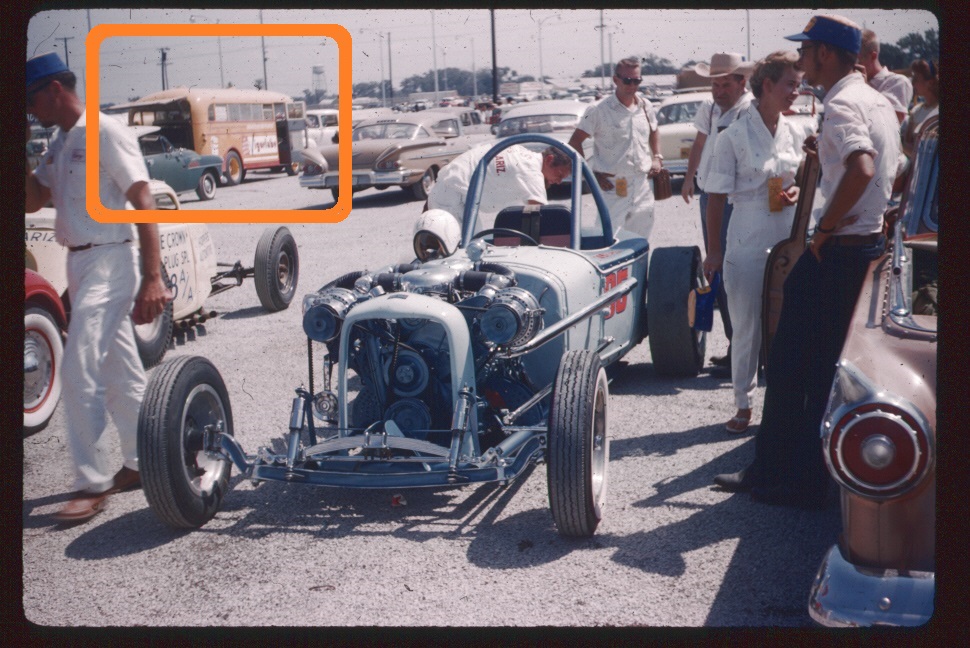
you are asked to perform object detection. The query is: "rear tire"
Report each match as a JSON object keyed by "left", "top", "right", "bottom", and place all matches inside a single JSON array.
[
  {"left": 254, "top": 226, "right": 299, "bottom": 311},
  {"left": 138, "top": 355, "right": 234, "bottom": 529},
  {"left": 23, "top": 307, "right": 63, "bottom": 435},
  {"left": 547, "top": 350, "right": 609, "bottom": 538},
  {"left": 410, "top": 167, "right": 437, "bottom": 200},
  {"left": 223, "top": 151, "right": 245, "bottom": 186},
  {"left": 647, "top": 246, "right": 706, "bottom": 377}
]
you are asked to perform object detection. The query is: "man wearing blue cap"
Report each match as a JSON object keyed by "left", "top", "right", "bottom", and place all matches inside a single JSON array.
[
  {"left": 25, "top": 52, "right": 172, "bottom": 522},
  {"left": 713, "top": 15, "right": 901, "bottom": 508}
]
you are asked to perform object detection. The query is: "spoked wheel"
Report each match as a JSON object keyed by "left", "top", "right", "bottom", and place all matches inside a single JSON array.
[
  {"left": 138, "top": 355, "right": 234, "bottom": 529},
  {"left": 646, "top": 246, "right": 706, "bottom": 376},
  {"left": 23, "top": 307, "right": 63, "bottom": 435},
  {"left": 254, "top": 226, "right": 300, "bottom": 311},
  {"left": 547, "top": 350, "right": 609, "bottom": 538}
]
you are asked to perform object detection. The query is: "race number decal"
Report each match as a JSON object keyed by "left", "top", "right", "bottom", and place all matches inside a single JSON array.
[{"left": 603, "top": 267, "right": 629, "bottom": 319}]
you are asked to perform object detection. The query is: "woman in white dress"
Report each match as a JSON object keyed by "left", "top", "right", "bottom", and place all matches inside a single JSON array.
[{"left": 701, "top": 51, "right": 816, "bottom": 433}]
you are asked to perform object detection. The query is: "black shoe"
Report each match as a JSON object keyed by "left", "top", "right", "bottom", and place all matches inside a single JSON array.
[
  {"left": 710, "top": 353, "right": 731, "bottom": 367},
  {"left": 713, "top": 468, "right": 754, "bottom": 493}
]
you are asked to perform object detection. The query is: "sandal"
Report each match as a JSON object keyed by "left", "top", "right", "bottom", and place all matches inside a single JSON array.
[{"left": 725, "top": 410, "right": 752, "bottom": 434}]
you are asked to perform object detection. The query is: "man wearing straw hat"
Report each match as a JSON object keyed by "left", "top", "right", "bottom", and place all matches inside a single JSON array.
[
  {"left": 25, "top": 52, "right": 171, "bottom": 523},
  {"left": 681, "top": 53, "right": 755, "bottom": 374}
]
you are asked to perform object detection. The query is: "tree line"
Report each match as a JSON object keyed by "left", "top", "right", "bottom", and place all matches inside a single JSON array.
[{"left": 306, "top": 29, "right": 937, "bottom": 105}]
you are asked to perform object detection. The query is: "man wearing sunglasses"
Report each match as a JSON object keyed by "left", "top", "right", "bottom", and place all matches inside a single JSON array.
[
  {"left": 568, "top": 57, "right": 662, "bottom": 241},
  {"left": 25, "top": 52, "right": 171, "bottom": 523}
]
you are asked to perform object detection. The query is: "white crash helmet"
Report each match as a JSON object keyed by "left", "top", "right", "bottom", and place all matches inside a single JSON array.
[{"left": 413, "top": 209, "right": 461, "bottom": 262}]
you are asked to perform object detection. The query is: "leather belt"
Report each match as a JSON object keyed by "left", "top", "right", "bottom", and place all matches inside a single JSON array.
[
  {"left": 826, "top": 233, "right": 882, "bottom": 247},
  {"left": 68, "top": 239, "right": 131, "bottom": 252}
]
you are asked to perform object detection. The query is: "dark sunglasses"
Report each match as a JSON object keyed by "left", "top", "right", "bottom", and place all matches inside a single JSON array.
[
  {"left": 796, "top": 43, "right": 815, "bottom": 56},
  {"left": 617, "top": 75, "right": 642, "bottom": 86}
]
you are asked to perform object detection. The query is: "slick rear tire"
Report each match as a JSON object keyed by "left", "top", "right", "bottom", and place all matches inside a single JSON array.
[{"left": 647, "top": 246, "right": 706, "bottom": 377}]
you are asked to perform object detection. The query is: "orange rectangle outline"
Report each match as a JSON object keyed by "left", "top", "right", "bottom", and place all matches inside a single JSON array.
[{"left": 85, "top": 23, "right": 352, "bottom": 224}]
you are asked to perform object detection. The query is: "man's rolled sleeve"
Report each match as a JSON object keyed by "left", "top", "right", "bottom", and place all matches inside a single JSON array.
[{"left": 826, "top": 100, "right": 878, "bottom": 167}]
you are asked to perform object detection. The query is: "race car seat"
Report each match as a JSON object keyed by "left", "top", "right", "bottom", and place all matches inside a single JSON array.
[{"left": 493, "top": 205, "right": 572, "bottom": 248}]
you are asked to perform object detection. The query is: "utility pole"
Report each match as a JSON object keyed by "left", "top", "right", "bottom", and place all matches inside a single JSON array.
[
  {"left": 599, "top": 9, "right": 606, "bottom": 91},
  {"left": 159, "top": 47, "right": 170, "bottom": 90},
  {"left": 387, "top": 32, "right": 394, "bottom": 104},
  {"left": 490, "top": 9, "right": 498, "bottom": 103},
  {"left": 57, "top": 36, "right": 74, "bottom": 69},
  {"left": 260, "top": 10, "right": 269, "bottom": 90},
  {"left": 431, "top": 10, "right": 439, "bottom": 103}
]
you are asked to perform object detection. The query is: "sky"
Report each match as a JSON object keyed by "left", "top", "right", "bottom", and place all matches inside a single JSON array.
[{"left": 25, "top": 7, "right": 940, "bottom": 105}]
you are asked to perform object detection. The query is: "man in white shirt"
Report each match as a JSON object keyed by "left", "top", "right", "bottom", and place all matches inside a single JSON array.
[
  {"left": 568, "top": 56, "right": 663, "bottom": 242},
  {"left": 25, "top": 52, "right": 171, "bottom": 523},
  {"left": 680, "top": 53, "right": 755, "bottom": 372},
  {"left": 426, "top": 142, "right": 571, "bottom": 222},
  {"left": 714, "top": 15, "right": 900, "bottom": 509},
  {"left": 858, "top": 29, "right": 913, "bottom": 123}
]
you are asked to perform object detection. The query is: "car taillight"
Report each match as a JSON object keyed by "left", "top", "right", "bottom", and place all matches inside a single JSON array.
[
  {"left": 375, "top": 158, "right": 401, "bottom": 171},
  {"left": 304, "top": 163, "right": 322, "bottom": 176},
  {"left": 822, "top": 360, "right": 934, "bottom": 499},
  {"left": 187, "top": 160, "right": 200, "bottom": 168}
]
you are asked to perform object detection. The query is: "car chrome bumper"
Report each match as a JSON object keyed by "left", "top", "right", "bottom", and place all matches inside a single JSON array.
[
  {"left": 300, "top": 169, "right": 418, "bottom": 189},
  {"left": 808, "top": 544, "right": 935, "bottom": 627}
]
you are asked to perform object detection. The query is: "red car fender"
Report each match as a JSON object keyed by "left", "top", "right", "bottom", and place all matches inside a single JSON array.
[{"left": 24, "top": 268, "right": 68, "bottom": 329}]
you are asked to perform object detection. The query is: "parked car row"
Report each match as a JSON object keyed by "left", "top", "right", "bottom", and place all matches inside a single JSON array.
[{"left": 299, "top": 110, "right": 494, "bottom": 203}]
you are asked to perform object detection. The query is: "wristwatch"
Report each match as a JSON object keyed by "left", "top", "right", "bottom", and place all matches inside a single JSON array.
[{"left": 653, "top": 153, "right": 663, "bottom": 160}]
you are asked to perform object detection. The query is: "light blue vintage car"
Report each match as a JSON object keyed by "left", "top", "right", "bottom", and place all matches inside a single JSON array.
[{"left": 137, "top": 135, "right": 706, "bottom": 537}]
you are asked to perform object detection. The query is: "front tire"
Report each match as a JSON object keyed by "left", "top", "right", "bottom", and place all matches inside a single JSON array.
[
  {"left": 134, "top": 300, "right": 174, "bottom": 369},
  {"left": 23, "top": 307, "right": 63, "bottom": 435},
  {"left": 647, "top": 246, "right": 706, "bottom": 377},
  {"left": 547, "top": 350, "right": 609, "bottom": 538},
  {"left": 195, "top": 170, "right": 217, "bottom": 201},
  {"left": 138, "top": 355, "right": 234, "bottom": 529},
  {"left": 410, "top": 167, "right": 437, "bottom": 200},
  {"left": 254, "top": 226, "right": 299, "bottom": 311}
]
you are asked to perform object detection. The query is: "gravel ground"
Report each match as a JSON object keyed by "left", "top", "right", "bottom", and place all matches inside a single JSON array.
[{"left": 21, "top": 172, "right": 841, "bottom": 627}]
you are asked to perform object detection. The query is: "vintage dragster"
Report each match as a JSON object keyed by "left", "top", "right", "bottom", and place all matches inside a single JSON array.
[{"left": 138, "top": 135, "right": 706, "bottom": 537}]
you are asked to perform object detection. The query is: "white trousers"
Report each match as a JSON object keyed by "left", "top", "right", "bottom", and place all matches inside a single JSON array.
[
  {"left": 63, "top": 242, "right": 145, "bottom": 493},
  {"left": 604, "top": 170, "right": 655, "bottom": 242},
  {"left": 722, "top": 201, "right": 794, "bottom": 410}
]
